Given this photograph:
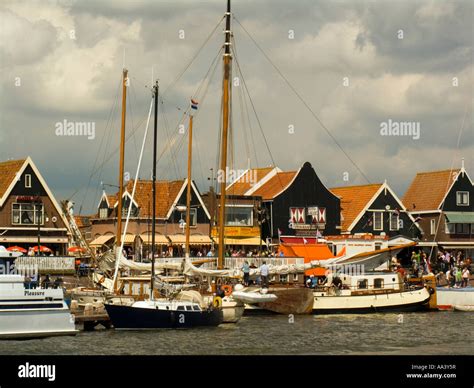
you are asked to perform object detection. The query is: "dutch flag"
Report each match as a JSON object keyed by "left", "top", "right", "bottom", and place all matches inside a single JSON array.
[{"left": 191, "top": 98, "right": 199, "bottom": 110}]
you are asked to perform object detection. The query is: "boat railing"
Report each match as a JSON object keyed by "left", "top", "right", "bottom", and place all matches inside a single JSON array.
[
  {"left": 153, "top": 256, "right": 305, "bottom": 269},
  {"left": 313, "top": 281, "right": 422, "bottom": 295}
]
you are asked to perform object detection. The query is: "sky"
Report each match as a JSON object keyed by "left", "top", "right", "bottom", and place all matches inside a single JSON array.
[{"left": 1, "top": 0, "right": 472, "bottom": 215}]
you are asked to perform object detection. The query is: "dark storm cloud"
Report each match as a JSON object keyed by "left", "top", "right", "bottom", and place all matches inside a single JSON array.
[{"left": 0, "top": 0, "right": 472, "bottom": 215}]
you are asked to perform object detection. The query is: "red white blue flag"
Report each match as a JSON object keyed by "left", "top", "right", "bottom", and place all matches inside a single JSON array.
[{"left": 191, "top": 98, "right": 198, "bottom": 110}]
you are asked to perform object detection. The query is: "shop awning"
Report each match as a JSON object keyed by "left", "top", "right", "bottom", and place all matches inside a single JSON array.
[
  {"left": 0, "top": 236, "right": 68, "bottom": 244},
  {"left": 167, "top": 234, "right": 212, "bottom": 245},
  {"left": 122, "top": 234, "right": 137, "bottom": 244},
  {"left": 140, "top": 234, "right": 169, "bottom": 245},
  {"left": 445, "top": 212, "right": 474, "bottom": 223},
  {"left": 224, "top": 237, "right": 266, "bottom": 246},
  {"left": 89, "top": 235, "right": 114, "bottom": 246}
]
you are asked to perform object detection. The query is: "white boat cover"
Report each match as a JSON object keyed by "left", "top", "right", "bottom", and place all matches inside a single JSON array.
[{"left": 231, "top": 290, "right": 278, "bottom": 304}]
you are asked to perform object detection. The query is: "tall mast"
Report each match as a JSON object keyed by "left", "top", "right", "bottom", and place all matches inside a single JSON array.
[
  {"left": 217, "top": 0, "right": 232, "bottom": 269},
  {"left": 185, "top": 108, "right": 194, "bottom": 258},
  {"left": 115, "top": 68, "right": 128, "bottom": 282},
  {"left": 151, "top": 80, "right": 159, "bottom": 298}
]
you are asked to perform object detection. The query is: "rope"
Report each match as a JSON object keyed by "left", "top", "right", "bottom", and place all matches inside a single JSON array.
[
  {"left": 162, "top": 15, "right": 225, "bottom": 97},
  {"left": 233, "top": 15, "right": 371, "bottom": 184},
  {"left": 112, "top": 96, "right": 154, "bottom": 285}
]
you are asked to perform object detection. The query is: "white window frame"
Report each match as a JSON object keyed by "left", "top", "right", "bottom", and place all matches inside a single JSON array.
[
  {"left": 373, "top": 212, "right": 383, "bottom": 231},
  {"left": 389, "top": 213, "right": 399, "bottom": 231},
  {"left": 24, "top": 174, "right": 31, "bottom": 188},
  {"left": 12, "top": 202, "right": 44, "bottom": 225},
  {"left": 99, "top": 208, "right": 108, "bottom": 219},
  {"left": 430, "top": 219, "right": 436, "bottom": 235},
  {"left": 456, "top": 191, "right": 469, "bottom": 206},
  {"left": 292, "top": 274, "right": 298, "bottom": 282}
]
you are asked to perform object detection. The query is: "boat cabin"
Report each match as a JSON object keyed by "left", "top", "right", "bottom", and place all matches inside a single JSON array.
[{"left": 337, "top": 272, "right": 403, "bottom": 292}]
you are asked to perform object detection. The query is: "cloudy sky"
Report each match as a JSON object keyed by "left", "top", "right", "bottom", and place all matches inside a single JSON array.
[{"left": 1, "top": 0, "right": 472, "bottom": 215}]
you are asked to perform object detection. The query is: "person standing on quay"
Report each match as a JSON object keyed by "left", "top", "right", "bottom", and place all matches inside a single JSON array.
[
  {"left": 260, "top": 261, "right": 269, "bottom": 289},
  {"left": 241, "top": 260, "right": 250, "bottom": 286}
]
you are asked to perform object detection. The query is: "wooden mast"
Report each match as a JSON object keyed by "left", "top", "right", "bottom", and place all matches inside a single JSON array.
[
  {"left": 217, "top": 0, "right": 232, "bottom": 269},
  {"left": 114, "top": 68, "right": 128, "bottom": 291},
  {"left": 151, "top": 80, "right": 159, "bottom": 298},
  {"left": 185, "top": 110, "right": 194, "bottom": 258}
]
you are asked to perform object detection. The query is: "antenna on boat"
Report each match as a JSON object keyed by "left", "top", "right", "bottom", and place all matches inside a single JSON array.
[{"left": 217, "top": 0, "right": 232, "bottom": 269}]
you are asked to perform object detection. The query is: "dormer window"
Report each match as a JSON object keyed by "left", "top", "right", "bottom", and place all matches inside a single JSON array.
[
  {"left": 25, "top": 174, "right": 31, "bottom": 188},
  {"left": 456, "top": 191, "right": 469, "bottom": 206}
]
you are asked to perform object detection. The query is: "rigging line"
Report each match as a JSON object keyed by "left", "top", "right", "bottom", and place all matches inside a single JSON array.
[
  {"left": 428, "top": 102, "right": 469, "bottom": 260},
  {"left": 113, "top": 96, "right": 154, "bottom": 286},
  {"left": 232, "top": 35, "right": 254, "bottom": 167},
  {"left": 233, "top": 16, "right": 371, "bottom": 184},
  {"left": 74, "top": 75, "right": 122, "bottom": 212},
  {"left": 89, "top": 111, "right": 148, "bottom": 179},
  {"left": 160, "top": 97, "right": 181, "bottom": 180},
  {"left": 162, "top": 15, "right": 225, "bottom": 97},
  {"left": 128, "top": 80, "right": 140, "bottom": 162},
  {"left": 192, "top": 50, "right": 222, "bottom": 187},
  {"left": 157, "top": 47, "right": 223, "bottom": 181},
  {"left": 233, "top": 49, "right": 287, "bottom": 195}
]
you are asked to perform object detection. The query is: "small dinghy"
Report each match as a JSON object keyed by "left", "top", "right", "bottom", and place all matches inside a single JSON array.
[
  {"left": 232, "top": 290, "right": 278, "bottom": 304},
  {"left": 453, "top": 305, "right": 474, "bottom": 312}
]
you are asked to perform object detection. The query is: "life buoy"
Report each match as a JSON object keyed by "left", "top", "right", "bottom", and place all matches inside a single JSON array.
[
  {"left": 213, "top": 296, "right": 222, "bottom": 309},
  {"left": 221, "top": 285, "right": 232, "bottom": 296}
]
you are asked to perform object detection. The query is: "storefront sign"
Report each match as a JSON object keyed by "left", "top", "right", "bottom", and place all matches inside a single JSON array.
[{"left": 211, "top": 226, "right": 260, "bottom": 238}]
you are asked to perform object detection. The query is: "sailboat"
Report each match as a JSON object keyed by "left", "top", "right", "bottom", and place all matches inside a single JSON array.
[{"left": 104, "top": 75, "right": 223, "bottom": 329}]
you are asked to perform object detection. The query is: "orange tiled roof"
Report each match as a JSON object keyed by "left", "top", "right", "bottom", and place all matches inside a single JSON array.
[
  {"left": 402, "top": 169, "right": 460, "bottom": 212},
  {"left": 251, "top": 171, "right": 297, "bottom": 200},
  {"left": 227, "top": 167, "right": 274, "bottom": 195},
  {"left": 106, "top": 195, "right": 117, "bottom": 208},
  {"left": 330, "top": 184, "right": 383, "bottom": 232},
  {"left": 0, "top": 159, "right": 26, "bottom": 199},
  {"left": 109, "top": 179, "right": 185, "bottom": 218}
]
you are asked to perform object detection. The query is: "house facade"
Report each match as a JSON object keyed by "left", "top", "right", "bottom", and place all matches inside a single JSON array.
[
  {"left": 403, "top": 164, "right": 474, "bottom": 258},
  {"left": 330, "top": 181, "right": 420, "bottom": 243},
  {"left": 226, "top": 162, "right": 341, "bottom": 244},
  {"left": 89, "top": 179, "right": 212, "bottom": 257},
  {"left": 0, "top": 157, "right": 71, "bottom": 255}
]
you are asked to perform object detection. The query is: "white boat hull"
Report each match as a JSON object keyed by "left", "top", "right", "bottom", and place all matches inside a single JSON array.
[
  {"left": 0, "top": 274, "right": 77, "bottom": 339},
  {"left": 0, "top": 307, "right": 77, "bottom": 338},
  {"left": 312, "top": 288, "right": 431, "bottom": 313},
  {"left": 221, "top": 297, "right": 245, "bottom": 323},
  {"left": 436, "top": 287, "right": 474, "bottom": 310}
]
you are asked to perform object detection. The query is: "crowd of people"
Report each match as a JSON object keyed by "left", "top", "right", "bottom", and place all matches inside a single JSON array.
[{"left": 434, "top": 249, "right": 471, "bottom": 288}]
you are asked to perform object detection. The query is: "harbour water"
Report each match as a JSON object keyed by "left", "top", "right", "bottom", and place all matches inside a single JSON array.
[{"left": 2, "top": 311, "right": 473, "bottom": 355}]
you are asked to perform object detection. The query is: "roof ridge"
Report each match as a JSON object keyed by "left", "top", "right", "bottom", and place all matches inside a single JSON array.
[
  {"left": 330, "top": 183, "right": 383, "bottom": 190},
  {"left": 415, "top": 169, "right": 460, "bottom": 175}
]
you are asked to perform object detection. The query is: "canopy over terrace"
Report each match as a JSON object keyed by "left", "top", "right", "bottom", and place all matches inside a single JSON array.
[
  {"left": 167, "top": 234, "right": 212, "bottom": 245},
  {"left": 140, "top": 233, "right": 169, "bottom": 245}
]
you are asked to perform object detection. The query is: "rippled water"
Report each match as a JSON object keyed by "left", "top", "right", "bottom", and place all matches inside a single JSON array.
[{"left": 1, "top": 311, "right": 473, "bottom": 355}]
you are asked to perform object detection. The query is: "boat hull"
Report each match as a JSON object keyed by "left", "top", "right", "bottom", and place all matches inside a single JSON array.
[
  {"left": 436, "top": 287, "right": 474, "bottom": 310},
  {"left": 257, "top": 287, "right": 314, "bottom": 315},
  {"left": 0, "top": 306, "right": 77, "bottom": 339},
  {"left": 312, "top": 288, "right": 431, "bottom": 314},
  {"left": 104, "top": 304, "right": 223, "bottom": 329}
]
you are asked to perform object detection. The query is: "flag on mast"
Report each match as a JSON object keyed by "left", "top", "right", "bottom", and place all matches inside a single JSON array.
[{"left": 191, "top": 98, "right": 199, "bottom": 110}]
